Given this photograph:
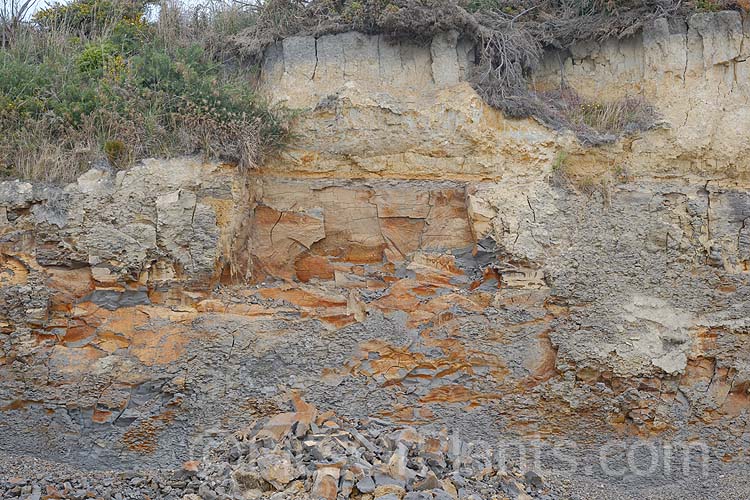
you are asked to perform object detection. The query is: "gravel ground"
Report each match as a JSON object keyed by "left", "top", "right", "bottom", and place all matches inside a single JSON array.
[
  {"left": 0, "top": 453, "right": 189, "bottom": 500},
  {"left": 545, "top": 466, "right": 750, "bottom": 500},
  {"left": 2, "top": 451, "right": 748, "bottom": 500}
]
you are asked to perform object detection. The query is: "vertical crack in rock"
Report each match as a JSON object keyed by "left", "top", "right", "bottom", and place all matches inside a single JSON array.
[{"left": 311, "top": 37, "right": 319, "bottom": 81}]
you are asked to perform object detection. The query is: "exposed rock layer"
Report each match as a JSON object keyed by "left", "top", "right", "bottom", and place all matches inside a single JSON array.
[
  {"left": 261, "top": 12, "right": 750, "bottom": 183},
  {"left": 1, "top": 11, "right": 749, "bottom": 494}
]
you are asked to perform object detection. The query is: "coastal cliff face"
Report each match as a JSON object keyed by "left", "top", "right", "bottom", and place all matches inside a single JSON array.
[{"left": 1, "top": 10, "right": 749, "bottom": 489}]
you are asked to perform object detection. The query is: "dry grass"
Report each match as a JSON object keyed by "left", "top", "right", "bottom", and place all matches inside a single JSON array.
[
  {"left": 1, "top": 0, "right": 37, "bottom": 47},
  {"left": 535, "top": 86, "right": 659, "bottom": 145}
]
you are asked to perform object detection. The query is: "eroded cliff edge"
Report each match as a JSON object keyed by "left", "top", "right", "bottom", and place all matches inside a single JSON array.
[{"left": 1, "top": 10, "right": 749, "bottom": 491}]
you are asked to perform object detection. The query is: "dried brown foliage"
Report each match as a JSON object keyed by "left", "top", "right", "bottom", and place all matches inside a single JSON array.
[{"left": 535, "top": 87, "right": 659, "bottom": 145}]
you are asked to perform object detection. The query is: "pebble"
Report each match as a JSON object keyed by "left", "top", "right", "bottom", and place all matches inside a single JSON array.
[{"left": 357, "top": 475, "right": 376, "bottom": 493}]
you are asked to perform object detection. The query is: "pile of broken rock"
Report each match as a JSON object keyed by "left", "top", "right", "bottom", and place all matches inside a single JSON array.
[{"left": 182, "top": 396, "right": 552, "bottom": 500}]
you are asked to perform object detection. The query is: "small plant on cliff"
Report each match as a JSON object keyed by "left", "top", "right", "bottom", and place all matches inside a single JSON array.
[
  {"left": 0, "top": 0, "right": 292, "bottom": 182},
  {"left": 551, "top": 150, "right": 568, "bottom": 172},
  {"left": 535, "top": 87, "right": 658, "bottom": 145}
]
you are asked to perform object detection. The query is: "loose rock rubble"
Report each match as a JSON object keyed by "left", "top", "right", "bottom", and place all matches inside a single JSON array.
[
  {"left": 0, "top": 396, "right": 553, "bottom": 500},
  {"left": 181, "top": 396, "right": 553, "bottom": 500},
  {"left": 0, "top": 455, "right": 184, "bottom": 500}
]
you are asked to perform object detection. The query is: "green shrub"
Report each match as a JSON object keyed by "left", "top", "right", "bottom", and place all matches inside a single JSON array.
[
  {"left": 76, "top": 41, "right": 120, "bottom": 74},
  {"left": 104, "top": 139, "right": 127, "bottom": 165},
  {"left": 0, "top": 0, "right": 291, "bottom": 182},
  {"left": 33, "top": 0, "right": 147, "bottom": 35}
]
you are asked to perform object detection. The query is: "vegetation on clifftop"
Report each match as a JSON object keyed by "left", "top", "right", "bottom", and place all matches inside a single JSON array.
[{"left": 0, "top": 0, "right": 291, "bottom": 181}]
